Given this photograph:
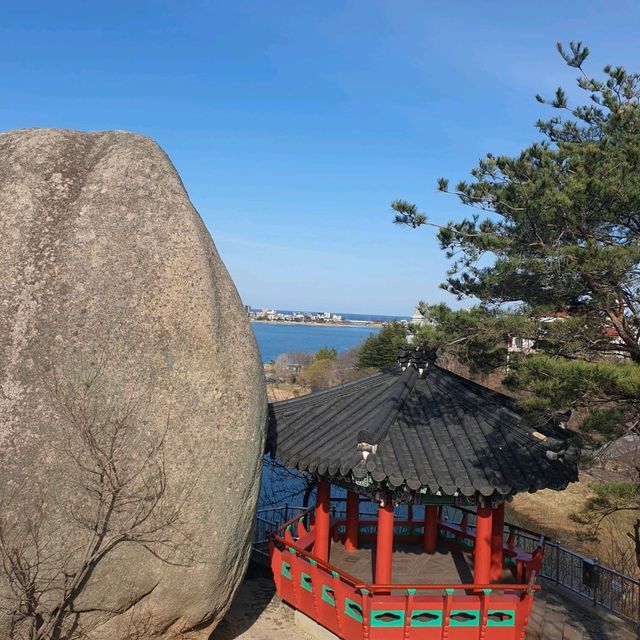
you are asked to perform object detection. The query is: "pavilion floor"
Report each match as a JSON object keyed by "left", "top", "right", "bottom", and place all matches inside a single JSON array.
[{"left": 328, "top": 540, "right": 516, "bottom": 585}]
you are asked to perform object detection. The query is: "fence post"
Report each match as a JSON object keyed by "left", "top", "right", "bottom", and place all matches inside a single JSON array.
[
  {"left": 555, "top": 541, "right": 560, "bottom": 584},
  {"left": 592, "top": 557, "right": 599, "bottom": 606}
]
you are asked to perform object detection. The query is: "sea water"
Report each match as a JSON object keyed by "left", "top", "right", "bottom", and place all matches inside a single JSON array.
[{"left": 252, "top": 322, "right": 381, "bottom": 363}]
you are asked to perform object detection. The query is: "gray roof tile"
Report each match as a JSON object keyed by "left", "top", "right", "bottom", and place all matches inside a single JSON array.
[{"left": 267, "top": 364, "right": 579, "bottom": 497}]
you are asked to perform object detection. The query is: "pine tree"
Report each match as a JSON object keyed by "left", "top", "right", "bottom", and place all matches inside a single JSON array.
[
  {"left": 393, "top": 42, "right": 640, "bottom": 363},
  {"left": 356, "top": 322, "right": 408, "bottom": 370}
]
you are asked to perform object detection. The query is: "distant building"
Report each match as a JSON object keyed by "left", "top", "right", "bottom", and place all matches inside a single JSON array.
[
  {"left": 410, "top": 307, "right": 429, "bottom": 327},
  {"left": 508, "top": 336, "right": 536, "bottom": 355},
  {"left": 251, "top": 307, "right": 344, "bottom": 324},
  {"left": 285, "top": 362, "right": 302, "bottom": 374}
]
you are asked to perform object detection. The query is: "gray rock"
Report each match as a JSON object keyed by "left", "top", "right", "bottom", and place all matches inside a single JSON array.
[{"left": 0, "top": 129, "right": 266, "bottom": 639}]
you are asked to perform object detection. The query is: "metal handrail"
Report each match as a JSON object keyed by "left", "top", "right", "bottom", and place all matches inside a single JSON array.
[{"left": 455, "top": 504, "right": 547, "bottom": 541}]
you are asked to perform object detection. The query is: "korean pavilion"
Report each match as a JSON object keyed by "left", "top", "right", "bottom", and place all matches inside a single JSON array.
[{"left": 265, "top": 349, "right": 578, "bottom": 640}]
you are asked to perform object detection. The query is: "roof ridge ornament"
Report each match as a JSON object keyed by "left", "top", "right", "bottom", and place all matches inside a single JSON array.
[{"left": 397, "top": 347, "right": 436, "bottom": 376}]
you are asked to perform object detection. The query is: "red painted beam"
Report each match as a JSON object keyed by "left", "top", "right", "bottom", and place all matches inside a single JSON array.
[
  {"left": 375, "top": 497, "right": 394, "bottom": 584},
  {"left": 344, "top": 490, "right": 359, "bottom": 552},
  {"left": 313, "top": 479, "right": 331, "bottom": 561},
  {"left": 491, "top": 502, "right": 505, "bottom": 581}
]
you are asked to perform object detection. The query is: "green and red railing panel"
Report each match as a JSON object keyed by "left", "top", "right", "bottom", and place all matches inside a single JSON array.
[{"left": 269, "top": 508, "right": 541, "bottom": 640}]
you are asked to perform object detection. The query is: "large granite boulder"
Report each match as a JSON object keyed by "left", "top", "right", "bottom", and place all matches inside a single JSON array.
[{"left": 0, "top": 129, "right": 266, "bottom": 639}]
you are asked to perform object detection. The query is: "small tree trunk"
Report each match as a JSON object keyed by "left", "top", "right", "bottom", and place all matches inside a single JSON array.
[
  {"left": 605, "top": 310, "right": 640, "bottom": 363},
  {"left": 302, "top": 481, "right": 314, "bottom": 509},
  {"left": 627, "top": 519, "right": 640, "bottom": 570}
]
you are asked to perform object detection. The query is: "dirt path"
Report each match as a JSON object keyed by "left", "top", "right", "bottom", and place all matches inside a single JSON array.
[{"left": 212, "top": 571, "right": 314, "bottom": 640}]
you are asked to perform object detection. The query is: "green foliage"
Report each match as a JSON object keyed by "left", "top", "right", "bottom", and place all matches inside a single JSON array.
[
  {"left": 295, "top": 346, "right": 364, "bottom": 391},
  {"left": 532, "top": 313, "right": 617, "bottom": 359},
  {"left": 392, "top": 42, "right": 640, "bottom": 563},
  {"left": 412, "top": 302, "right": 523, "bottom": 372},
  {"left": 591, "top": 481, "right": 640, "bottom": 502},
  {"left": 505, "top": 355, "right": 640, "bottom": 410},
  {"left": 315, "top": 346, "right": 337, "bottom": 361},
  {"left": 391, "top": 199, "right": 426, "bottom": 228},
  {"left": 582, "top": 409, "right": 627, "bottom": 443},
  {"left": 504, "top": 355, "right": 640, "bottom": 447},
  {"left": 393, "top": 42, "right": 640, "bottom": 363},
  {"left": 412, "top": 301, "right": 634, "bottom": 370},
  {"left": 392, "top": 41, "right": 640, "bottom": 468},
  {"left": 356, "top": 322, "right": 409, "bottom": 370},
  {"left": 300, "top": 358, "right": 335, "bottom": 391}
]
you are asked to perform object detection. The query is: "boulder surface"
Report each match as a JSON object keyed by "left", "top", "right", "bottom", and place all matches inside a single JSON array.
[{"left": 0, "top": 129, "right": 266, "bottom": 639}]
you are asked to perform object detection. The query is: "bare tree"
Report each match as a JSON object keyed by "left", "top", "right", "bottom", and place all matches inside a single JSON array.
[
  {"left": 0, "top": 356, "right": 196, "bottom": 639},
  {"left": 260, "top": 457, "right": 313, "bottom": 509}
]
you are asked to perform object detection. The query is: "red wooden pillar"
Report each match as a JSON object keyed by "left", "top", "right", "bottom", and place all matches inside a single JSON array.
[
  {"left": 474, "top": 504, "right": 493, "bottom": 585},
  {"left": 314, "top": 479, "right": 331, "bottom": 562},
  {"left": 344, "top": 490, "right": 359, "bottom": 552},
  {"left": 490, "top": 502, "right": 505, "bottom": 581},
  {"left": 375, "top": 496, "right": 394, "bottom": 584},
  {"left": 423, "top": 505, "right": 439, "bottom": 554}
]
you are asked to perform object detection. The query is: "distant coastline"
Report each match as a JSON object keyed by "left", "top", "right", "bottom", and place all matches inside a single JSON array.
[
  {"left": 251, "top": 319, "right": 383, "bottom": 329},
  {"left": 246, "top": 307, "right": 407, "bottom": 327}
]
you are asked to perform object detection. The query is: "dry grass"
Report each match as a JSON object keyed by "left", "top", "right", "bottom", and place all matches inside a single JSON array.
[
  {"left": 266, "top": 382, "right": 310, "bottom": 403},
  {"left": 508, "top": 475, "right": 595, "bottom": 543},
  {"left": 507, "top": 473, "right": 639, "bottom": 576}
]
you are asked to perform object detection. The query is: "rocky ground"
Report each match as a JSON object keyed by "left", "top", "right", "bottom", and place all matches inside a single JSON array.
[{"left": 213, "top": 565, "right": 314, "bottom": 640}]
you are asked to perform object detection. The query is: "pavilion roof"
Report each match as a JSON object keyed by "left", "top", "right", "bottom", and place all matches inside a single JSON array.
[{"left": 266, "top": 356, "right": 579, "bottom": 499}]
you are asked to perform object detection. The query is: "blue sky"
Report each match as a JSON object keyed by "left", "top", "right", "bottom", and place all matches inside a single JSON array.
[{"left": 3, "top": 1, "right": 640, "bottom": 315}]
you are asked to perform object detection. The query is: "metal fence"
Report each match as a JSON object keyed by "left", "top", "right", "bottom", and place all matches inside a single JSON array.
[
  {"left": 444, "top": 505, "right": 640, "bottom": 624},
  {"left": 253, "top": 502, "right": 640, "bottom": 624},
  {"left": 518, "top": 532, "right": 640, "bottom": 623},
  {"left": 254, "top": 504, "right": 307, "bottom": 557}
]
